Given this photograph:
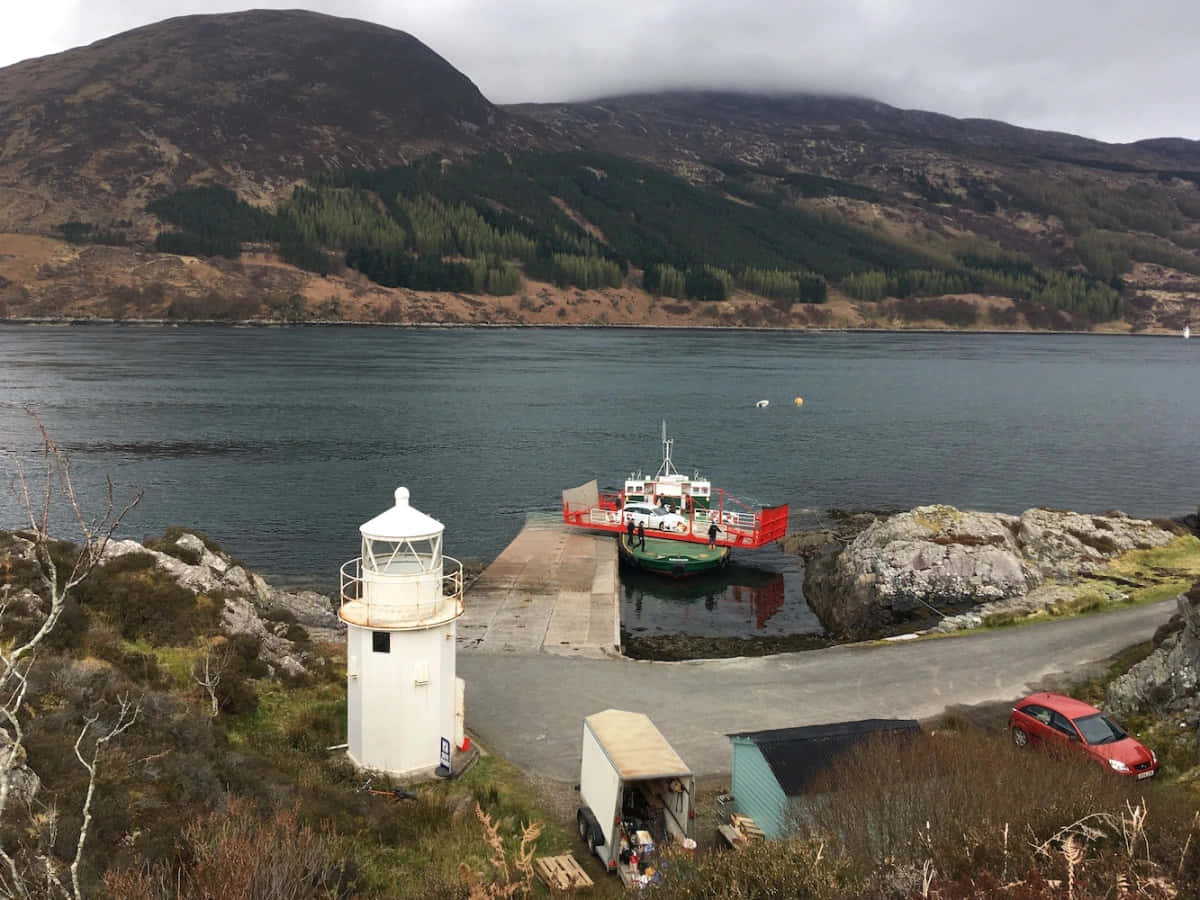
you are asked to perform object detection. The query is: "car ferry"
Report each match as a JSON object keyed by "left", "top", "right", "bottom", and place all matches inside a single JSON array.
[{"left": 561, "top": 424, "right": 788, "bottom": 576}]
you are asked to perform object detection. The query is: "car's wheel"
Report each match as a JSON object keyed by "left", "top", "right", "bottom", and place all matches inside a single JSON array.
[
  {"left": 1012, "top": 726, "right": 1029, "bottom": 748},
  {"left": 577, "top": 811, "right": 588, "bottom": 842}
]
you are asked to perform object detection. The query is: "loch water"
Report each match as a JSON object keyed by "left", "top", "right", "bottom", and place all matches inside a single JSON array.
[{"left": 1, "top": 325, "right": 1196, "bottom": 637}]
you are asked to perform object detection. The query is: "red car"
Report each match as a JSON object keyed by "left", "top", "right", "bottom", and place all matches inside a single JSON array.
[{"left": 1009, "top": 692, "right": 1157, "bottom": 779}]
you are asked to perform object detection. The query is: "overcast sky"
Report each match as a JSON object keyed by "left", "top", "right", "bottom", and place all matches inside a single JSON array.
[{"left": 2, "top": 0, "right": 1197, "bottom": 144}]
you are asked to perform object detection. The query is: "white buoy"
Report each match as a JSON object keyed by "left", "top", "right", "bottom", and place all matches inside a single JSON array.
[
  {"left": 794, "top": 397, "right": 804, "bottom": 406},
  {"left": 755, "top": 399, "right": 770, "bottom": 408},
  {"left": 339, "top": 487, "right": 465, "bottom": 778}
]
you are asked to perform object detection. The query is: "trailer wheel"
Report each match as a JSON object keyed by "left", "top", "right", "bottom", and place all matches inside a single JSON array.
[{"left": 577, "top": 807, "right": 602, "bottom": 848}]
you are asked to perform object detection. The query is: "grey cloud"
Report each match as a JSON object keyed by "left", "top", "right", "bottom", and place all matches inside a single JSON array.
[{"left": 5, "top": 0, "right": 1199, "bottom": 142}]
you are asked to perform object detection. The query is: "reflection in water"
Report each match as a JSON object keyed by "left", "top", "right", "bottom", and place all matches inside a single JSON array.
[{"left": 619, "top": 548, "right": 822, "bottom": 637}]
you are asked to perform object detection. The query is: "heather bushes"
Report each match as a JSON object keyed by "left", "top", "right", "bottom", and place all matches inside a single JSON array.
[
  {"left": 799, "top": 729, "right": 1197, "bottom": 896},
  {"left": 656, "top": 729, "right": 1197, "bottom": 898},
  {"left": 651, "top": 839, "right": 861, "bottom": 898},
  {"left": 72, "top": 552, "right": 223, "bottom": 645},
  {"left": 103, "top": 799, "right": 357, "bottom": 899},
  {"left": 884, "top": 296, "right": 979, "bottom": 327}
]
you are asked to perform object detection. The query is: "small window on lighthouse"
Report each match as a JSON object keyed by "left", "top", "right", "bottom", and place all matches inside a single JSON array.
[{"left": 372, "top": 631, "right": 391, "bottom": 653}]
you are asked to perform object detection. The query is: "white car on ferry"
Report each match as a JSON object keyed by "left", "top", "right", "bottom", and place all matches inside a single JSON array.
[{"left": 620, "top": 502, "right": 688, "bottom": 533}]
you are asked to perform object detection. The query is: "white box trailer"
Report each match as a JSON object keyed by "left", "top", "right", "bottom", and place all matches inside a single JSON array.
[{"left": 576, "top": 709, "right": 696, "bottom": 878}]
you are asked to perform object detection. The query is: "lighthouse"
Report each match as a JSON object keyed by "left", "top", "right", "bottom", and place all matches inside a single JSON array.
[{"left": 339, "top": 487, "right": 464, "bottom": 778}]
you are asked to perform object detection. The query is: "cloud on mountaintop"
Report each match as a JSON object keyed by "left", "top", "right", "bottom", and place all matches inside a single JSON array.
[{"left": 2, "top": 0, "right": 1198, "bottom": 143}]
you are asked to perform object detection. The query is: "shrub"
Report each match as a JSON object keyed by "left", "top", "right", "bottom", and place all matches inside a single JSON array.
[
  {"left": 216, "top": 634, "right": 269, "bottom": 715},
  {"left": 263, "top": 609, "right": 312, "bottom": 647},
  {"left": 73, "top": 554, "right": 223, "bottom": 645},
  {"left": 798, "top": 730, "right": 1164, "bottom": 883},
  {"left": 887, "top": 296, "right": 979, "bottom": 327},
  {"left": 990, "top": 304, "right": 1021, "bottom": 327},
  {"left": 283, "top": 699, "right": 345, "bottom": 752},
  {"left": 650, "top": 837, "right": 861, "bottom": 898},
  {"left": 104, "top": 799, "right": 357, "bottom": 898},
  {"left": 144, "top": 532, "right": 201, "bottom": 565},
  {"left": 85, "top": 622, "right": 167, "bottom": 687},
  {"left": 1049, "top": 589, "right": 1110, "bottom": 617}
]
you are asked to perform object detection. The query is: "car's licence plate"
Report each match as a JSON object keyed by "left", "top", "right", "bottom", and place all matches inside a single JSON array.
[{"left": 1136, "top": 771, "right": 1155, "bottom": 780}]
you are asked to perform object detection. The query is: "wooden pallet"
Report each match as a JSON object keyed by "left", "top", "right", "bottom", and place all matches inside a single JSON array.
[
  {"left": 718, "top": 823, "right": 746, "bottom": 849},
  {"left": 730, "top": 813, "right": 765, "bottom": 841},
  {"left": 534, "top": 854, "right": 594, "bottom": 893}
]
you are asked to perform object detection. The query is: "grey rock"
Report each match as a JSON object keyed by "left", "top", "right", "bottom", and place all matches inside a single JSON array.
[
  {"left": 800, "top": 505, "right": 1176, "bottom": 639},
  {"left": 174, "top": 532, "right": 206, "bottom": 560},
  {"left": 251, "top": 572, "right": 341, "bottom": 632},
  {"left": 1015, "top": 508, "right": 1174, "bottom": 578},
  {"left": 221, "top": 596, "right": 308, "bottom": 675},
  {"left": 0, "top": 729, "right": 40, "bottom": 805},
  {"left": 5, "top": 588, "right": 43, "bottom": 616},
  {"left": 102, "top": 531, "right": 342, "bottom": 677},
  {"left": 1106, "top": 589, "right": 1200, "bottom": 717},
  {"left": 221, "top": 565, "right": 252, "bottom": 595}
]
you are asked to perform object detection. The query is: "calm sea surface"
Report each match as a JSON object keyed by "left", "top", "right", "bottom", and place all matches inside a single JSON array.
[{"left": 1, "top": 325, "right": 1196, "bottom": 636}]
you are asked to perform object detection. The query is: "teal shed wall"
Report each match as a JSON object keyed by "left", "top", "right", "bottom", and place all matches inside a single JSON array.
[{"left": 729, "top": 739, "right": 789, "bottom": 839}]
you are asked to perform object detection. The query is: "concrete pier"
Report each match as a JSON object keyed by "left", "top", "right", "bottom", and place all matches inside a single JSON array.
[{"left": 457, "top": 516, "right": 620, "bottom": 658}]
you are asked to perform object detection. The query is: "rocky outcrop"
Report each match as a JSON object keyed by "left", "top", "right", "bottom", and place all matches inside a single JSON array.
[
  {"left": 103, "top": 532, "right": 342, "bottom": 676},
  {"left": 0, "top": 730, "right": 40, "bottom": 806},
  {"left": 1106, "top": 585, "right": 1200, "bottom": 718},
  {"left": 795, "top": 505, "right": 1176, "bottom": 639}
]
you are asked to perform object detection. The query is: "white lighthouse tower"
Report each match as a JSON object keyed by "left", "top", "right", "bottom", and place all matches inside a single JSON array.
[{"left": 339, "top": 487, "right": 464, "bottom": 778}]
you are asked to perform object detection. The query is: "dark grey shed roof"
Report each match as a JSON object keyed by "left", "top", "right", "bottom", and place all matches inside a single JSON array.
[{"left": 728, "top": 719, "right": 921, "bottom": 796}]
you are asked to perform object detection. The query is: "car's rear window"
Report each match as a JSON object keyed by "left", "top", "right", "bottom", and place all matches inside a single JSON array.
[{"left": 1073, "top": 713, "right": 1126, "bottom": 745}]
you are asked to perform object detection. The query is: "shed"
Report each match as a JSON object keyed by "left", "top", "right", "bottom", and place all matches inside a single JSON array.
[{"left": 727, "top": 719, "right": 921, "bottom": 839}]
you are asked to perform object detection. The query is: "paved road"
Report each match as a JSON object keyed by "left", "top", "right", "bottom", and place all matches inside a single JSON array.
[{"left": 458, "top": 598, "right": 1174, "bottom": 780}]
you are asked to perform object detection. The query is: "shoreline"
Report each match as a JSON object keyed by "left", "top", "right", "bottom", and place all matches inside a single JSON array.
[{"left": 0, "top": 316, "right": 1188, "bottom": 337}]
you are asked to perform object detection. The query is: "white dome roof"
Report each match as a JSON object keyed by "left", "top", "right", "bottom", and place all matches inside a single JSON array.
[{"left": 359, "top": 487, "right": 444, "bottom": 539}]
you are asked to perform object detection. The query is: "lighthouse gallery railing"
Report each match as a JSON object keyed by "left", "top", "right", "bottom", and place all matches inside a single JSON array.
[{"left": 338, "top": 556, "right": 464, "bottom": 629}]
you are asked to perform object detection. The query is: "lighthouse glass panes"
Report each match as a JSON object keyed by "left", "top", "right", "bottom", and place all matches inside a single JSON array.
[{"left": 362, "top": 533, "right": 442, "bottom": 575}]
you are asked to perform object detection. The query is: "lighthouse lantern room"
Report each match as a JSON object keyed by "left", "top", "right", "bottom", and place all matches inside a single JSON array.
[{"left": 339, "top": 487, "right": 464, "bottom": 778}]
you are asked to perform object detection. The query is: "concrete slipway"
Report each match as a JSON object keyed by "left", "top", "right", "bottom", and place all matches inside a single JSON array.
[
  {"left": 457, "top": 520, "right": 1176, "bottom": 781},
  {"left": 456, "top": 517, "right": 620, "bottom": 658}
]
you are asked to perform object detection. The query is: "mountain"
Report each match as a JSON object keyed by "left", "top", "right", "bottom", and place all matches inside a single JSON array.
[
  {"left": 512, "top": 90, "right": 1200, "bottom": 170},
  {"left": 0, "top": 11, "right": 1198, "bottom": 332},
  {"left": 0, "top": 10, "right": 539, "bottom": 233}
]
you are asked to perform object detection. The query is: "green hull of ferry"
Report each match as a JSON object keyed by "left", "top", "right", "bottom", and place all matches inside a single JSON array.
[{"left": 618, "top": 534, "right": 730, "bottom": 577}]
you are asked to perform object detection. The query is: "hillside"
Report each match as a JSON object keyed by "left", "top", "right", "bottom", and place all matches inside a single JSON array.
[
  {"left": 1, "top": 11, "right": 1199, "bottom": 330},
  {"left": 0, "top": 10, "right": 540, "bottom": 234}
]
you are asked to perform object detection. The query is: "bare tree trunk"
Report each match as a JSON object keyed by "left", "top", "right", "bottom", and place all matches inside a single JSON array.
[
  {"left": 70, "top": 697, "right": 139, "bottom": 899},
  {"left": 192, "top": 643, "right": 229, "bottom": 719}
]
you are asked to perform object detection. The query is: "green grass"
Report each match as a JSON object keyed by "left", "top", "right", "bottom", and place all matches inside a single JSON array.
[
  {"left": 131, "top": 639, "right": 202, "bottom": 688},
  {"left": 223, "top": 674, "right": 602, "bottom": 897},
  {"left": 227, "top": 678, "right": 345, "bottom": 752},
  {"left": 974, "top": 539, "right": 1200, "bottom": 633},
  {"left": 1125, "top": 577, "right": 1195, "bottom": 605},
  {"left": 1106, "top": 534, "right": 1200, "bottom": 577}
]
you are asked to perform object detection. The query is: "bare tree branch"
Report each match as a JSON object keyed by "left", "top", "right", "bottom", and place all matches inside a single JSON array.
[
  {"left": 1, "top": 411, "right": 143, "bottom": 898},
  {"left": 70, "top": 696, "right": 139, "bottom": 899},
  {"left": 191, "top": 643, "right": 229, "bottom": 719}
]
